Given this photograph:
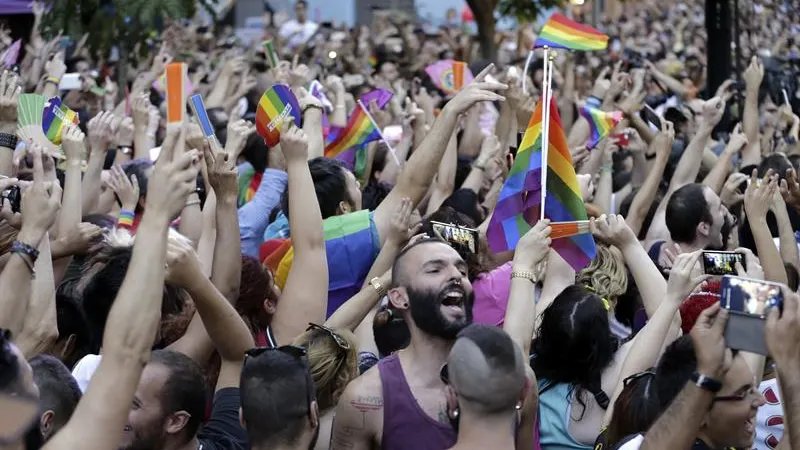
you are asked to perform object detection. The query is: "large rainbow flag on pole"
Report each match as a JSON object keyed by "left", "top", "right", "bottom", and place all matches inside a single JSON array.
[
  {"left": 534, "top": 13, "right": 609, "bottom": 51},
  {"left": 579, "top": 105, "right": 623, "bottom": 149},
  {"left": 324, "top": 101, "right": 381, "bottom": 158},
  {"left": 486, "top": 97, "right": 596, "bottom": 271}
]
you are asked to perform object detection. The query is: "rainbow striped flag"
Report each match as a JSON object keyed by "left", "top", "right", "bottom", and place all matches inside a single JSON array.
[
  {"left": 255, "top": 85, "right": 302, "bottom": 147},
  {"left": 534, "top": 13, "right": 608, "bottom": 51},
  {"left": 324, "top": 102, "right": 380, "bottom": 158},
  {"left": 579, "top": 105, "right": 623, "bottom": 149},
  {"left": 42, "top": 97, "right": 79, "bottom": 145},
  {"left": 486, "top": 97, "right": 596, "bottom": 271},
  {"left": 237, "top": 164, "right": 263, "bottom": 207},
  {"left": 267, "top": 210, "right": 379, "bottom": 317}
]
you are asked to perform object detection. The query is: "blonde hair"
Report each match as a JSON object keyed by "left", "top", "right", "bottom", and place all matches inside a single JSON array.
[
  {"left": 292, "top": 327, "right": 359, "bottom": 412},
  {"left": 577, "top": 244, "right": 628, "bottom": 304}
]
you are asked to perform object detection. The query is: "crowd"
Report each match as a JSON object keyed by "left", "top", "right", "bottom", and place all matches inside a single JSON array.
[{"left": 1, "top": 0, "right": 800, "bottom": 449}]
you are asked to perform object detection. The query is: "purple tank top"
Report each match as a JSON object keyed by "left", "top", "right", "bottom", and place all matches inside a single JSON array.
[{"left": 377, "top": 354, "right": 457, "bottom": 450}]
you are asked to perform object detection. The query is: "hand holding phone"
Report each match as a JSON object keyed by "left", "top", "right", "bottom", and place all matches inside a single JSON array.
[
  {"left": 431, "top": 221, "right": 479, "bottom": 254},
  {"left": 720, "top": 275, "right": 784, "bottom": 355},
  {"left": 642, "top": 105, "right": 662, "bottom": 129},
  {"left": 702, "top": 251, "right": 745, "bottom": 276}
]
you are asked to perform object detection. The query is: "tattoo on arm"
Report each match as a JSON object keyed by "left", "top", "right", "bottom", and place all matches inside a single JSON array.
[{"left": 331, "top": 396, "right": 383, "bottom": 450}]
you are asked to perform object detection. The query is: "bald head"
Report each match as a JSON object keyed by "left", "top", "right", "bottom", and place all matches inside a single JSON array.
[{"left": 448, "top": 325, "right": 525, "bottom": 415}]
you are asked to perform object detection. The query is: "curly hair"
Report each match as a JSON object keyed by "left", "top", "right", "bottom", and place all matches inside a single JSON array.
[
  {"left": 292, "top": 327, "right": 359, "bottom": 412},
  {"left": 577, "top": 244, "right": 628, "bottom": 308},
  {"left": 236, "top": 256, "right": 278, "bottom": 337}
]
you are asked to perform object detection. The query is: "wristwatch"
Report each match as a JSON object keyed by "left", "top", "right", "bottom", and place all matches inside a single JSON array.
[
  {"left": 369, "top": 277, "right": 387, "bottom": 297},
  {"left": 0, "top": 133, "right": 18, "bottom": 150},
  {"left": 691, "top": 372, "right": 723, "bottom": 393}
]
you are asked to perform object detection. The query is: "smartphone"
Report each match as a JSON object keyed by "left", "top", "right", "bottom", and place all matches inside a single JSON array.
[
  {"left": 0, "top": 185, "right": 21, "bottom": 213},
  {"left": 702, "top": 251, "right": 745, "bottom": 276},
  {"left": 642, "top": 105, "right": 662, "bottom": 129},
  {"left": 431, "top": 221, "right": 479, "bottom": 254},
  {"left": 59, "top": 73, "right": 81, "bottom": 91},
  {"left": 720, "top": 275, "right": 784, "bottom": 355}
]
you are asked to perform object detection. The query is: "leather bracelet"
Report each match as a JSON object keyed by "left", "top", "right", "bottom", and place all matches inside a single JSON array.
[
  {"left": 691, "top": 372, "right": 723, "bottom": 393},
  {"left": 302, "top": 103, "right": 324, "bottom": 115},
  {"left": 11, "top": 240, "right": 39, "bottom": 263},
  {"left": 644, "top": 152, "right": 657, "bottom": 160},
  {"left": 0, "top": 133, "right": 18, "bottom": 150}
]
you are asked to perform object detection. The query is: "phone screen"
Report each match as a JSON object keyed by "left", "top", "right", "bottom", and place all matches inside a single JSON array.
[
  {"left": 431, "top": 221, "right": 479, "bottom": 254},
  {"left": 642, "top": 105, "right": 662, "bottom": 129},
  {"left": 721, "top": 276, "right": 783, "bottom": 318},
  {"left": 702, "top": 251, "right": 744, "bottom": 276}
]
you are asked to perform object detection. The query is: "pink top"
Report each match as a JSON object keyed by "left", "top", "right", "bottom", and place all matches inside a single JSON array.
[{"left": 472, "top": 262, "right": 513, "bottom": 326}]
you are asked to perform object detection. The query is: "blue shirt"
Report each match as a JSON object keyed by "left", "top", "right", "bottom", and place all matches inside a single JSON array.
[{"left": 238, "top": 165, "right": 288, "bottom": 258}]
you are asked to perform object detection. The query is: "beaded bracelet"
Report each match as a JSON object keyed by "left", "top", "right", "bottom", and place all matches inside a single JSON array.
[
  {"left": 11, "top": 241, "right": 39, "bottom": 277},
  {"left": 118, "top": 210, "right": 135, "bottom": 229}
]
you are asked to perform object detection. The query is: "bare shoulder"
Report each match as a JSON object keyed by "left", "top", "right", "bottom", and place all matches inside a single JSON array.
[{"left": 331, "top": 367, "right": 384, "bottom": 450}]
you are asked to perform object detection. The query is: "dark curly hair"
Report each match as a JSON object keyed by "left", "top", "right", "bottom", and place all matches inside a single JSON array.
[
  {"left": 281, "top": 157, "right": 354, "bottom": 219},
  {"left": 532, "top": 285, "right": 619, "bottom": 417},
  {"left": 236, "top": 256, "right": 278, "bottom": 337}
]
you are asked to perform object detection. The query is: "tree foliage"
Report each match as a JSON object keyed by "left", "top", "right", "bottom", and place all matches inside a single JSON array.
[
  {"left": 497, "top": 0, "right": 565, "bottom": 23},
  {"left": 42, "top": 0, "right": 214, "bottom": 56}
]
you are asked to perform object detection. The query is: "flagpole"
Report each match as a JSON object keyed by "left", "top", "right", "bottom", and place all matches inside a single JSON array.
[
  {"left": 522, "top": 50, "right": 534, "bottom": 95},
  {"left": 357, "top": 100, "right": 401, "bottom": 167},
  {"left": 540, "top": 47, "right": 555, "bottom": 221}
]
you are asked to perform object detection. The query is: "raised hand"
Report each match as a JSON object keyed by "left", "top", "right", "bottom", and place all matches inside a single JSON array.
[
  {"left": 443, "top": 63, "right": 507, "bottom": 117},
  {"left": 725, "top": 123, "right": 748, "bottom": 154},
  {"left": 279, "top": 121, "right": 309, "bottom": 162},
  {"left": 202, "top": 142, "right": 238, "bottom": 201},
  {"left": 666, "top": 251, "right": 710, "bottom": 303},
  {"left": 186, "top": 122, "right": 206, "bottom": 152},
  {"left": 146, "top": 125, "right": 200, "bottom": 221},
  {"left": 87, "top": 111, "right": 116, "bottom": 154},
  {"left": 745, "top": 169, "right": 778, "bottom": 221},
  {"left": 766, "top": 289, "right": 800, "bottom": 371},
  {"left": 116, "top": 117, "right": 134, "bottom": 147},
  {"left": 387, "top": 197, "right": 421, "bottom": 246},
  {"left": 19, "top": 145, "right": 61, "bottom": 238},
  {"left": 590, "top": 214, "right": 637, "bottom": 248},
  {"left": 0, "top": 70, "right": 20, "bottom": 133},
  {"left": 735, "top": 247, "right": 764, "bottom": 280},
  {"left": 61, "top": 125, "right": 86, "bottom": 162},
  {"left": 719, "top": 172, "right": 748, "bottom": 207},
  {"left": 701, "top": 97, "right": 726, "bottom": 128},
  {"left": 743, "top": 56, "right": 764, "bottom": 91},
  {"left": 512, "top": 219, "right": 552, "bottom": 274},
  {"left": 165, "top": 236, "right": 204, "bottom": 289},
  {"left": 690, "top": 302, "right": 731, "bottom": 380},
  {"left": 779, "top": 168, "right": 800, "bottom": 211},
  {"left": 224, "top": 119, "right": 256, "bottom": 161},
  {"left": 57, "top": 222, "right": 104, "bottom": 256},
  {"left": 132, "top": 95, "right": 152, "bottom": 130},
  {"left": 107, "top": 165, "right": 140, "bottom": 211},
  {"left": 45, "top": 52, "right": 67, "bottom": 82}
]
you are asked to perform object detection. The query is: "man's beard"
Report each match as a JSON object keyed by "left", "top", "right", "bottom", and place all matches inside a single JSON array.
[
  {"left": 708, "top": 214, "right": 732, "bottom": 251},
  {"left": 119, "top": 423, "right": 167, "bottom": 450},
  {"left": 22, "top": 422, "right": 43, "bottom": 450},
  {"left": 407, "top": 283, "right": 474, "bottom": 341}
]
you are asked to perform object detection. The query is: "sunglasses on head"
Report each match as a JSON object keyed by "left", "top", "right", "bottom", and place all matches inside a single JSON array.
[
  {"left": 244, "top": 345, "right": 316, "bottom": 416},
  {"left": 307, "top": 323, "right": 351, "bottom": 351}
]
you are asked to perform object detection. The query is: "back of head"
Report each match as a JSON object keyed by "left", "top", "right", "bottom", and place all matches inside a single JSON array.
[
  {"left": 758, "top": 153, "right": 792, "bottom": 179},
  {"left": 654, "top": 335, "right": 696, "bottom": 410},
  {"left": 29, "top": 355, "right": 81, "bottom": 436},
  {"left": 149, "top": 350, "right": 207, "bottom": 441},
  {"left": 240, "top": 350, "right": 316, "bottom": 448},
  {"left": 532, "top": 285, "right": 617, "bottom": 404},
  {"left": 237, "top": 255, "right": 275, "bottom": 335},
  {"left": 241, "top": 134, "right": 270, "bottom": 173},
  {"left": 441, "top": 189, "right": 483, "bottom": 226},
  {"left": 605, "top": 372, "right": 660, "bottom": 447},
  {"left": 282, "top": 157, "right": 351, "bottom": 219},
  {"left": 577, "top": 244, "right": 628, "bottom": 304},
  {"left": 293, "top": 327, "right": 358, "bottom": 411},
  {"left": 666, "top": 183, "right": 711, "bottom": 244},
  {"left": 449, "top": 325, "right": 524, "bottom": 415},
  {"left": 373, "top": 305, "right": 410, "bottom": 357}
]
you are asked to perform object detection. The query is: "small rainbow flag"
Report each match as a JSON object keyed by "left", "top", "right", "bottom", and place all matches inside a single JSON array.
[
  {"left": 42, "top": 97, "right": 79, "bottom": 145},
  {"left": 534, "top": 13, "right": 609, "bottom": 51},
  {"left": 425, "top": 60, "right": 474, "bottom": 95},
  {"left": 165, "top": 63, "right": 188, "bottom": 124},
  {"left": 579, "top": 105, "right": 623, "bottom": 149},
  {"left": 486, "top": 97, "right": 596, "bottom": 271},
  {"left": 255, "top": 85, "right": 302, "bottom": 147},
  {"left": 360, "top": 89, "right": 393, "bottom": 110},
  {"left": 324, "top": 101, "right": 381, "bottom": 159},
  {"left": 238, "top": 164, "right": 263, "bottom": 207}
]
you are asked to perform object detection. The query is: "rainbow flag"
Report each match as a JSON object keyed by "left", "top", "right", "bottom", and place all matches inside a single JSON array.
[
  {"left": 42, "top": 97, "right": 79, "bottom": 145},
  {"left": 425, "top": 60, "right": 474, "bottom": 95},
  {"left": 237, "top": 164, "right": 263, "bottom": 207},
  {"left": 255, "top": 85, "right": 302, "bottom": 147},
  {"left": 579, "top": 105, "right": 623, "bottom": 149},
  {"left": 486, "top": 97, "right": 596, "bottom": 271},
  {"left": 266, "top": 210, "right": 379, "bottom": 318},
  {"left": 534, "top": 13, "right": 608, "bottom": 51},
  {"left": 324, "top": 102, "right": 380, "bottom": 158}
]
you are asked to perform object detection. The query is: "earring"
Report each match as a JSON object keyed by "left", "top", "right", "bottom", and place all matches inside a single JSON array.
[
  {"left": 403, "top": 303, "right": 408, "bottom": 308},
  {"left": 451, "top": 408, "right": 459, "bottom": 419}
]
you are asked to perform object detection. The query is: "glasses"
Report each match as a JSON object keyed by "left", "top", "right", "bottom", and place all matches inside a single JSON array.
[
  {"left": 244, "top": 346, "right": 315, "bottom": 416},
  {"left": 307, "top": 323, "right": 351, "bottom": 351},
  {"left": 623, "top": 370, "right": 656, "bottom": 387},
  {"left": 713, "top": 386, "right": 760, "bottom": 404}
]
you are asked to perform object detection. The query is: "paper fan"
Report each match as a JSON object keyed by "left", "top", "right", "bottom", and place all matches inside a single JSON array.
[{"left": 17, "top": 94, "right": 61, "bottom": 157}]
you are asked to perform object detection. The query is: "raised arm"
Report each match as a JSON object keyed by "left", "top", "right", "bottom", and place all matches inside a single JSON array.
[
  {"left": 44, "top": 125, "right": 199, "bottom": 450},
  {"left": 744, "top": 171, "right": 788, "bottom": 284},
  {"left": 667, "top": 97, "right": 724, "bottom": 196},
  {"left": 703, "top": 125, "right": 747, "bottom": 194},
  {"left": 626, "top": 122, "right": 673, "bottom": 236},
  {"left": 271, "top": 123, "right": 328, "bottom": 345},
  {"left": 741, "top": 57, "right": 764, "bottom": 168},
  {"left": 16, "top": 234, "right": 58, "bottom": 357},
  {"left": 373, "top": 64, "right": 507, "bottom": 244},
  {"left": 82, "top": 112, "right": 115, "bottom": 215},
  {"left": 766, "top": 291, "right": 800, "bottom": 450},
  {"left": 504, "top": 221, "right": 551, "bottom": 357}
]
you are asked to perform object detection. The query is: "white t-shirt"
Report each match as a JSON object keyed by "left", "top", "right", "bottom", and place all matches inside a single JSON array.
[
  {"left": 754, "top": 378, "right": 784, "bottom": 450},
  {"left": 278, "top": 20, "right": 318, "bottom": 49},
  {"left": 71, "top": 354, "right": 102, "bottom": 393}
]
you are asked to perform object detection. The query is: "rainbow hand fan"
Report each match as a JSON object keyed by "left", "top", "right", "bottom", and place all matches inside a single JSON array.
[
  {"left": 17, "top": 94, "right": 60, "bottom": 156},
  {"left": 255, "top": 85, "right": 301, "bottom": 147},
  {"left": 42, "top": 97, "right": 79, "bottom": 145}
]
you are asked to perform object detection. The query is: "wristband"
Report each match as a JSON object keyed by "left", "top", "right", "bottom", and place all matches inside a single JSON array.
[
  {"left": 0, "top": 133, "right": 18, "bottom": 150},
  {"left": 46, "top": 76, "right": 61, "bottom": 86},
  {"left": 691, "top": 372, "right": 723, "bottom": 393},
  {"left": 600, "top": 164, "right": 613, "bottom": 173},
  {"left": 644, "top": 152, "right": 657, "bottom": 160},
  {"left": 118, "top": 210, "right": 135, "bottom": 229},
  {"left": 302, "top": 103, "right": 324, "bottom": 115},
  {"left": 11, "top": 240, "right": 40, "bottom": 263},
  {"left": 369, "top": 277, "right": 387, "bottom": 297}
]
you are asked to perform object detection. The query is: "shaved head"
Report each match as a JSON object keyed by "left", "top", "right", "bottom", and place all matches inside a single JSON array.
[
  {"left": 391, "top": 238, "right": 455, "bottom": 288},
  {"left": 448, "top": 325, "right": 525, "bottom": 414}
]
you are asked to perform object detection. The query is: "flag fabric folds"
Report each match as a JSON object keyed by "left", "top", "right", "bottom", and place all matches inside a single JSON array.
[
  {"left": 534, "top": 13, "right": 609, "bottom": 51},
  {"left": 579, "top": 105, "right": 623, "bottom": 149},
  {"left": 324, "top": 102, "right": 381, "bottom": 158},
  {"left": 486, "top": 97, "right": 596, "bottom": 271},
  {"left": 237, "top": 164, "right": 263, "bottom": 207}
]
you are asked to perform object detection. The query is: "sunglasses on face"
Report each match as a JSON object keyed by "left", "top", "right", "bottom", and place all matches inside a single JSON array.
[{"left": 306, "top": 323, "right": 351, "bottom": 351}]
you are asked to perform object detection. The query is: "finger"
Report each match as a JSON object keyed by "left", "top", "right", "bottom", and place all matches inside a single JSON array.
[
  {"left": 159, "top": 123, "right": 183, "bottom": 165},
  {"left": 473, "top": 63, "right": 495, "bottom": 83},
  {"left": 697, "top": 302, "right": 722, "bottom": 328},
  {"left": 710, "top": 303, "right": 728, "bottom": 336},
  {"left": 30, "top": 145, "right": 44, "bottom": 183}
]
